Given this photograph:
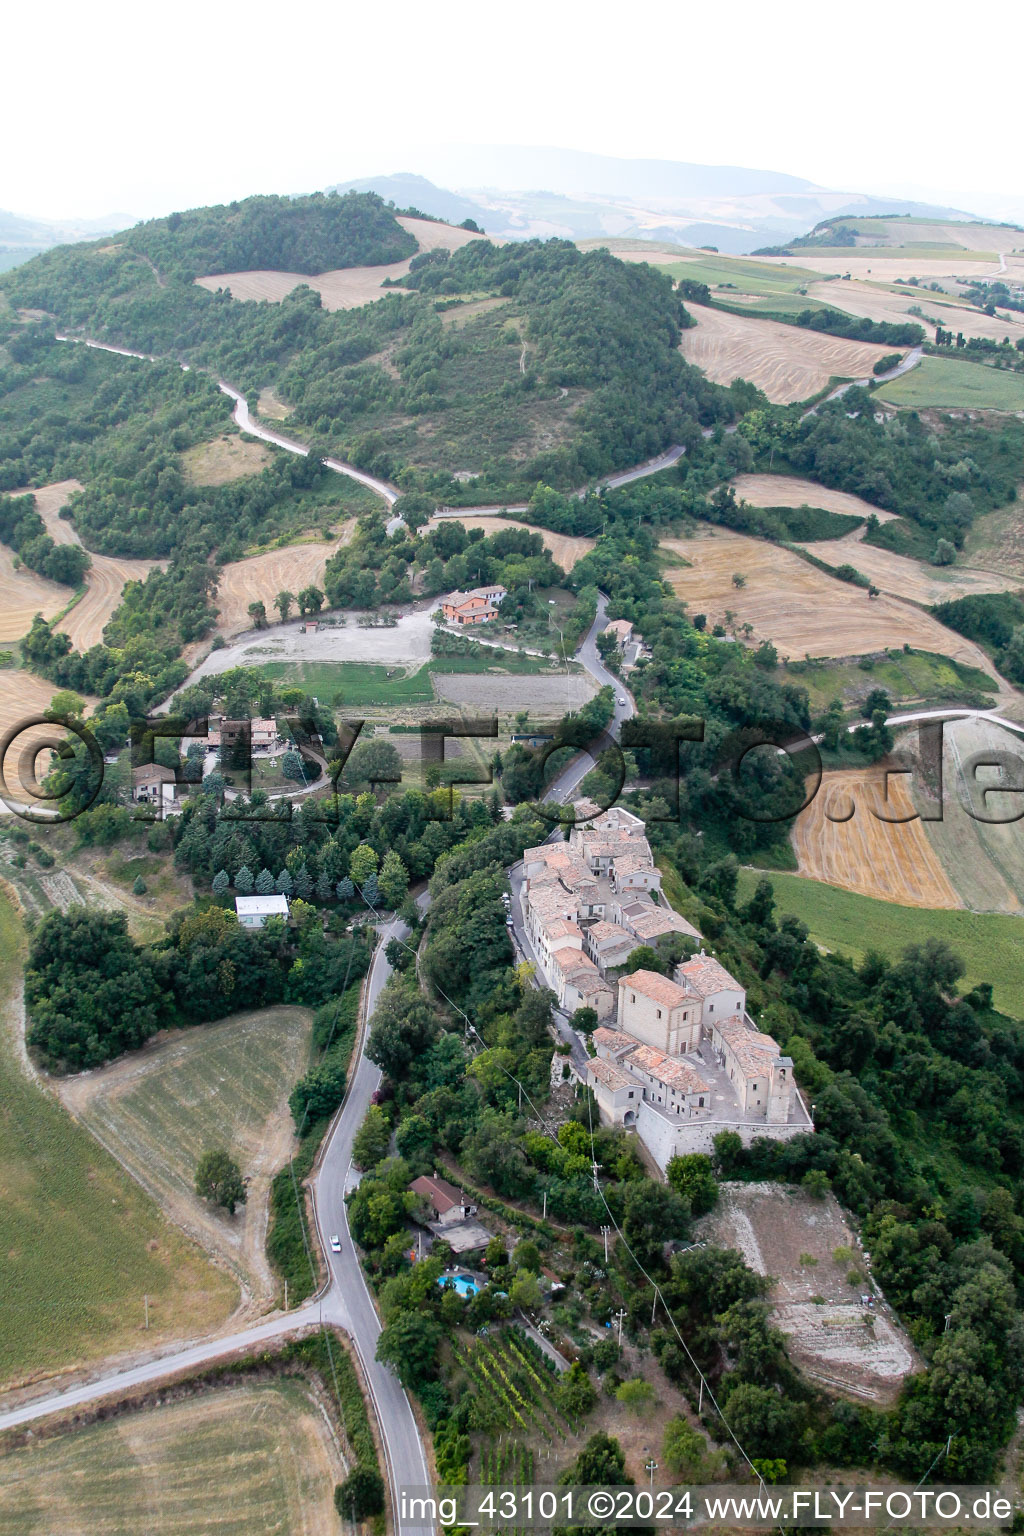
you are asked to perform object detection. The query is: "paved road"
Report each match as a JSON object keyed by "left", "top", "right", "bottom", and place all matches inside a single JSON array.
[
  {"left": 0, "top": 1304, "right": 323, "bottom": 1435},
  {"left": 312, "top": 908, "right": 434, "bottom": 1532}
]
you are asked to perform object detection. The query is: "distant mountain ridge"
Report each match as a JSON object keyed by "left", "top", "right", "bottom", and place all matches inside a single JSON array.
[{"left": 329, "top": 146, "right": 980, "bottom": 255}]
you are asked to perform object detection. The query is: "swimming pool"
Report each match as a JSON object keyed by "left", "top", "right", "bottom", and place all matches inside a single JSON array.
[{"left": 438, "top": 1273, "right": 480, "bottom": 1298}]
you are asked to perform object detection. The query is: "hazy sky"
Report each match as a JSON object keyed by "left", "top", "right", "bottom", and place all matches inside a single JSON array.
[{"left": 6, "top": 0, "right": 1020, "bottom": 222}]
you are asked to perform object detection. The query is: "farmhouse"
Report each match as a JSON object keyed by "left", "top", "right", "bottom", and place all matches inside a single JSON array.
[
  {"left": 132, "top": 763, "right": 177, "bottom": 805},
  {"left": 603, "top": 618, "right": 634, "bottom": 649},
  {"left": 409, "top": 1173, "right": 477, "bottom": 1225},
  {"left": 441, "top": 585, "right": 507, "bottom": 625},
  {"left": 235, "top": 893, "right": 290, "bottom": 928}
]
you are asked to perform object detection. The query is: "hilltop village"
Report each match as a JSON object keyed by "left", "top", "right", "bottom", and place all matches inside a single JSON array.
[{"left": 514, "top": 806, "right": 813, "bottom": 1170}]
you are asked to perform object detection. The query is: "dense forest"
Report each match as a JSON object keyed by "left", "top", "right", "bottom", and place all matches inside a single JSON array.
[{"left": 123, "top": 190, "right": 416, "bottom": 279}]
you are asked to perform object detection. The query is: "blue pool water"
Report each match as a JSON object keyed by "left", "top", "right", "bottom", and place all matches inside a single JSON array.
[{"left": 439, "top": 1273, "right": 480, "bottom": 1298}]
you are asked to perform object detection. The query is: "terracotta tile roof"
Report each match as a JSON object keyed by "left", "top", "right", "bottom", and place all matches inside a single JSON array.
[
  {"left": 587, "top": 920, "right": 634, "bottom": 948},
  {"left": 593, "top": 1026, "right": 639, "bottom": 1055},
  {"left": 409, "top": 1174, "right": 466, "bottom": 1213},
  {"left": 611, "top": 849, "right": 655, "bottom": 876},
  {"left": 542, "top": 917, "right": 583, "bottom": 944},
  {"left": 715, "top": 1016, "right": 781, "bottom": 1079},
  {"left": 588, "top": 1057, "right": 635, "bottom": 1092},
  {"left": 553, "top": 947, "right": 598, "bottom": 978},
  {"left": 618, "top": 968, "right": 695, "bottom": 1010},
  {"left": 628, "top": 1044, "right": 710, "bottom": 1095},
  {"left": 571, "top": 973, "right": 615, "bottom": 999},
  {"left": 677, "top": 954, "right": 743, "bottom": 998},
  {"left": 627, "top": 908, "right": 702, "bottom": 942}
]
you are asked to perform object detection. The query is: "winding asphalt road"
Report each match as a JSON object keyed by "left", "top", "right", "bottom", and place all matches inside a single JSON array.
[{"left": 0, "top": 592, "right": 633, "bottom": 1523}]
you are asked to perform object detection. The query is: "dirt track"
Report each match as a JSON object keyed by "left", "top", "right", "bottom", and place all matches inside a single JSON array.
[
  {"left": 791, "top": 768, "right": 962, "bottom": 908},
  {"left": 194, "top": 216, "right": 485, "bottom": 313},
  {"left": 213, "top": 524, "right": 356, "bottom": 635},
  {"left": 679, "top": 304, "right": 898, "bottom": 403}
]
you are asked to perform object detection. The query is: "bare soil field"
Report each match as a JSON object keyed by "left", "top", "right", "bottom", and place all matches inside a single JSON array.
[
  {"left": 678, "top": 304, "right": 898, "bottom": 403},
  {"left": 0, "top": 1380, "right": 344, "bottom": 1534},
  {"left": 22, "top": 480, "right": 162, "bottom": 652},
  {"left": 434, "top": 672, "right": 596, "bottom": 712},
  {"left": 425, "top": 512, "right": 595, "bottom": 572},
  {"left": 697, "top": 1182, "right": 917, "bottom": 1403},
  {"left": 790, "top": 767, "right": 963, "bottom": 909},
  {"left": 195, "top": 216, "right": 485, "bottom": 312},
  {"left": 806, "top": 279, "right": 1024, "bottom": 346},
  {"left": 182, "top": 432, "right": 272, "bottom": 484},
  {"left": 58, "top": 1008, "right": 312, "bottom": 1312},
  {"left": 660, "top": 530, "right": 1002, "bottom": 678},
  {"left": 729, "top": 473, "right": 897, "bottom": 523},
  {"left": 213, "top": 525, "right": 355, "bottom": 635},
  {"left": 915, "top": 716, "right": 1024, "bottom": 914}
]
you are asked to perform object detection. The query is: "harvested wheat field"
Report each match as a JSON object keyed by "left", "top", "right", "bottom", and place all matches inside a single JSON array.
[
  {"left": 801, "top": 531, "right": 1019, "bottom": 606},
  {"left": 791, "top": 767, "right": 962, "bottom": 908},
  {"left": 0, "top": 1380, "right": 344, "bottom": 1535},
  {"left": 195, "top": 215, "right": 486, "bottom": 312},
  {"left": 23, "top": 480, "right": 163, "bottom": 652},
  {"left": 730, "top": 473, "right": 897, "bottom": 523},
  {"left": 182, "top": 432, "right": 272, "bottom": 485},
  {"left": 660, "top": 530, "right": 1002, "bottom": 680},
  {"left": 763, "top": 254, "right": 1001, "bottom": 283},
  {"left": 59, "top": 1008, "right": 312, "bottom": 1312},
  {"left": 0, "top": 545, "right": 65, "bottom": 641},
  {"left": 807, "top": 279, "right": 1024, "bottom": 346},
  {"left": 214, "top": 526, "right": 355, "bottom": 634},
  {"left": 0, "top": 668, "right": 98, "bottom": 811},
  {"left": 425, "top": 513, "right": 595, "bottom": 572},
  {"left": 679, "top": 304, "right": 899, "bottom": 403}
]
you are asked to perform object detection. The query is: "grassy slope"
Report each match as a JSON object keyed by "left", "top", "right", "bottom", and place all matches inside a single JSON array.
[
  {"left": 0, "top": 1380, "right": 338, "bottom": 1533},
  {"left": 0, "top": 891, "right": 235, "bottom": 1392},
  {"left": 878, "top": 356, "right": 1024, "bottom": 410},
  {"left": 779, "top": 649, "right": 996, "bottom": 713},
  {"left": 736, "top": 866, "right": 1024, "bottom": 1018}
]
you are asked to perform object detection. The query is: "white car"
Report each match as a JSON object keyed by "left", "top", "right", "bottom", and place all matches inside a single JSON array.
[
  {"left": 330, "top": 1234, "right": 342, "bottom": 1253},
  {"left": 617, "top": 696, "right": 626, "bottom": 706}
]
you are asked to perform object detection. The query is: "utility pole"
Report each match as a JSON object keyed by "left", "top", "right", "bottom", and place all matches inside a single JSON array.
[
  {"left": 284, "top": 1280, "right": 288, "bottom": 1312},
  {"left": 616, "top": 1307, "right": 627, "bottom": 1346},
  {"left": 542, "top": 1191, "right": 548, "bottom": 1220},
  {"left": 646, "top": 1458, "right": 658, "bottom": 1490},
  {"left": 143, "top": 1295, "right": 149, "bottom": 1330},
  {"left": 698, "top": 1377, "right": 703, "bottom": 1415},
  {"left": 601, "top": 1225, "right": 610, "bottom": 1264}
]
